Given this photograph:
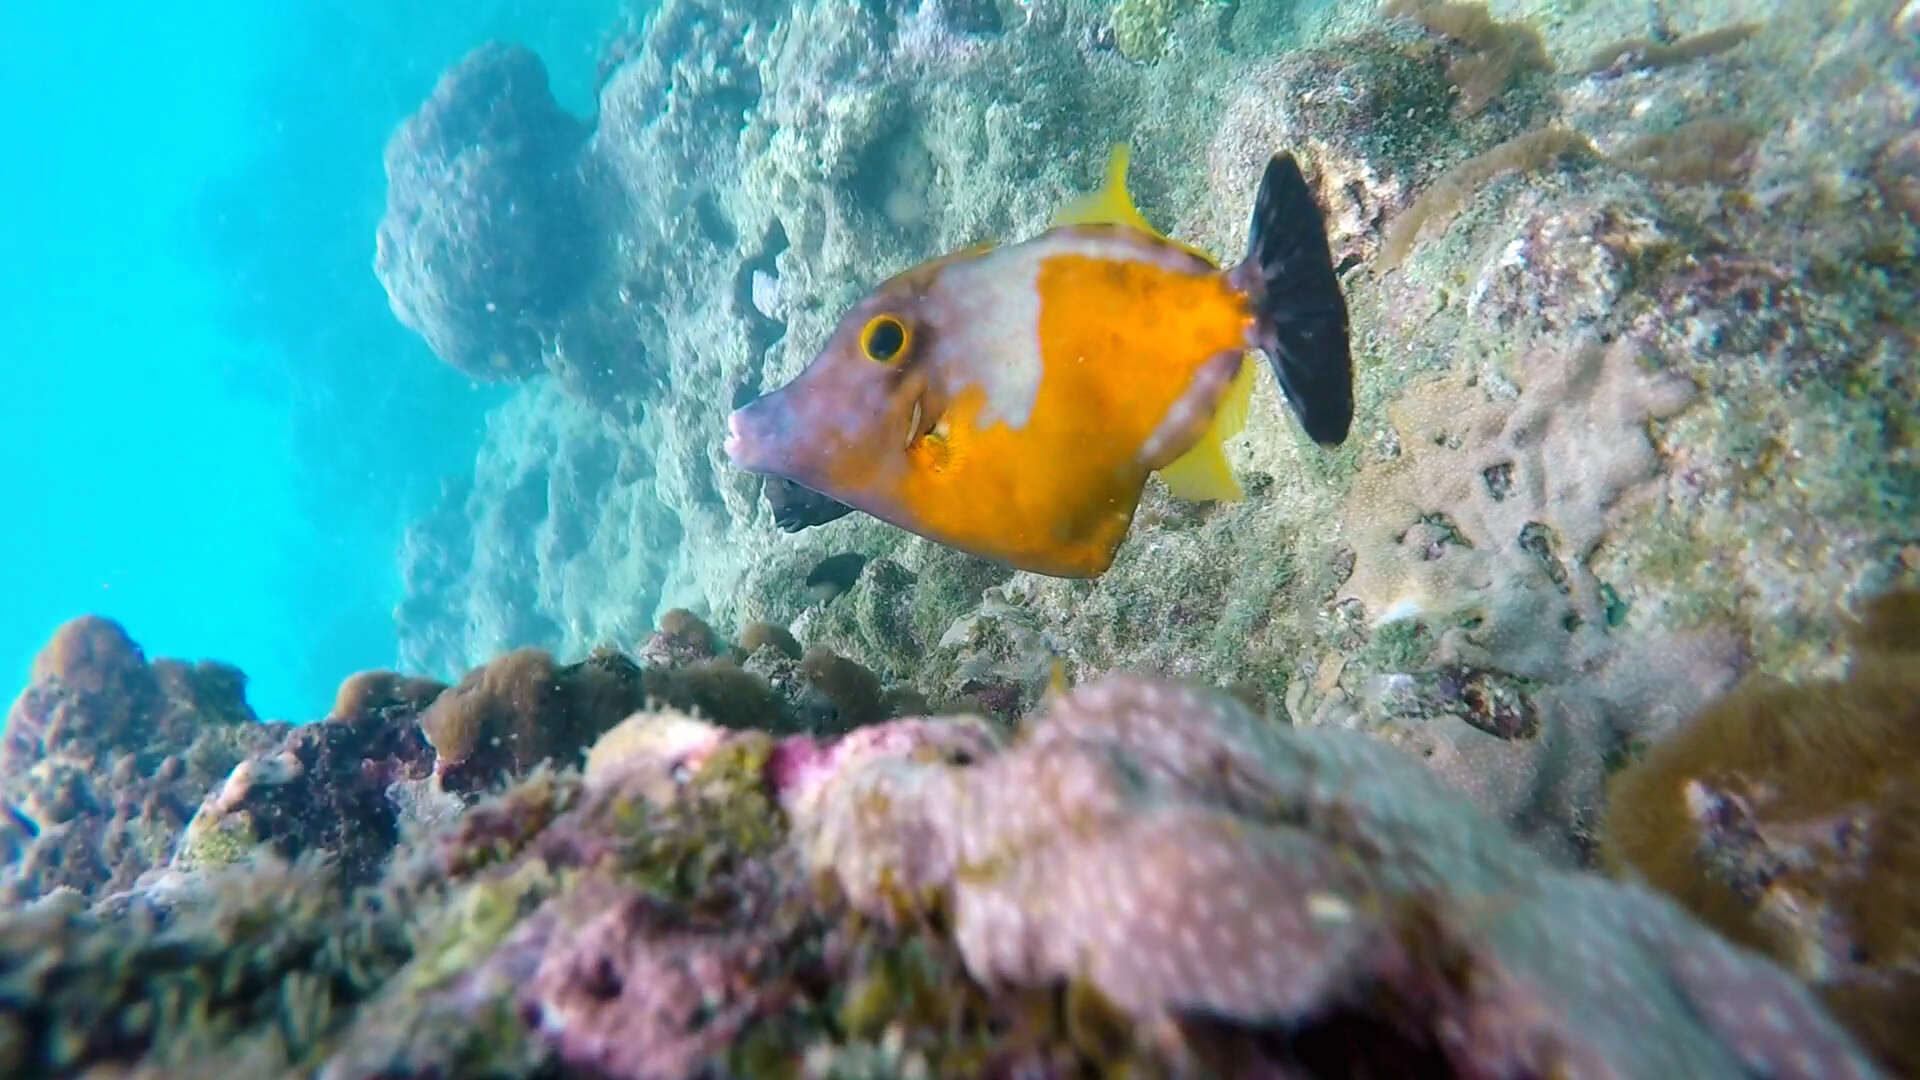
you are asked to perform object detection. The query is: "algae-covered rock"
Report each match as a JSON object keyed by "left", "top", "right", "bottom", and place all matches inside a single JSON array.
[
  {"left": 0, "top": 617, "right": 289, "bottom": 903},
  {"left": 1, "top": 639, "right": 1891, "bottom": 1078}
]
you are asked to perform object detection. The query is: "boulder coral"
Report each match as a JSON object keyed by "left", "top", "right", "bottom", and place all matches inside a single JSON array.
[{"left": 373, "top": 42, "right": 595, "bottom": 381}]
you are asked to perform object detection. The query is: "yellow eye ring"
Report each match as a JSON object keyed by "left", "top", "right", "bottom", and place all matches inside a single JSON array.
[{"left": 859, "top": 314, "right": 911, "bottom": 363}]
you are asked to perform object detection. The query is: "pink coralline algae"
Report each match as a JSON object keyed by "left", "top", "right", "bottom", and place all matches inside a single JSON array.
[{"left": 781, "top": 674, "right": 1882, "bottom": 1078}]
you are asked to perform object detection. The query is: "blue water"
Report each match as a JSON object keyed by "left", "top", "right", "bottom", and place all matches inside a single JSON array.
[{"left": 1, "top": 3, "right": 615, "bottom": 721}]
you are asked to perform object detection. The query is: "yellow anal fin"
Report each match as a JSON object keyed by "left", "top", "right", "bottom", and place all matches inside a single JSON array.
[
  {"left": 1053, "top": 144, "right": 1159, "bottom": 235},
  {"left": 1158, "top": 354, "right": 1255, "bottom": 502},
  {"left": 1044, "top": 657, "right": 1070, "bottom": 702}
]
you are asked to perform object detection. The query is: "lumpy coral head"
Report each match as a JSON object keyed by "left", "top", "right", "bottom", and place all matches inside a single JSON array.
[{"left": 788, "top": 672, "right": 1881, "bottom": 1077}]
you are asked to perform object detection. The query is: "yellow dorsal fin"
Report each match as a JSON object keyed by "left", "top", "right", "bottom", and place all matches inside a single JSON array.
[
  {"left": 1052, "top": 145, "right": 1159, "bottom": 235},
  {"left": 1158, "top": 355, "right": 1256, "bottom": 502}
]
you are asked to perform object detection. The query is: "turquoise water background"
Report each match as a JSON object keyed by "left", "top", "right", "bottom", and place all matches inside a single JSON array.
[{"left": 1, "top": 3, "right": 616, "bottom": 720}]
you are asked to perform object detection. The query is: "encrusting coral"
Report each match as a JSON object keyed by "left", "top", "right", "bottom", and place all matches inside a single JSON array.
[{"left": 1603, "top": 589, "right": 1920, "bottom": 1076}]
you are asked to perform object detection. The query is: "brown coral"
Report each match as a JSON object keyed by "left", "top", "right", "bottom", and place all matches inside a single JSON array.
[
  {"left": 1582, "top": 22, "right": 1760, "bottom": 76},
  {"left": 637, "top": 609, "right": 720, "bottom": 669},
  {"left": 1378, "top": 126, "right": 1598, "bottom": 271},
  {"left": 418, "top": 647, "right": 648, "bottom": 791},
  {"left": 1383, "top": 0, "right": 1552, "bottom": 116},
  {"left": 736, "top": 620, "right": 802, "bottom": 660},
  {"left": 329, "top": 669, "right": 447, "bottom": 724},
  {"left": 796, "top": 645, "right": 887, "bottom": 730},
  {"left": 646, "top": 659, "right": 786, "bottom": 732},
  {"left": 0, "top": 617, "right": 286, "bottom": 903},
  {"left": 1602, "top": 589, "right": 1920, "bottom": 1076},
  {"left": 1613, "top": 118, "right": 1759, "bottom": 185}
]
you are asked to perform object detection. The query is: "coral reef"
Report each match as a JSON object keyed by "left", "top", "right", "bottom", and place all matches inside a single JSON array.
[
  {"left": 8, "top": 0, "right": 1905, "bottom": 1070},
  {"left": 373, "top": 42, "right": 596, "bottom": 380},
  {"left": 380, "top": 0, "right": 1914, "bottom": 887},
  {"left": 2, "top": 665, "right": 1887, "bottom": 1077},
  {"left": 0, "top": 617, "right": 287, "bottom": 903},
  {"left": 344, "top": 10, "right": 1919, "bottom": 1071},
  {"left": 1603, "top": 590, "right": 1920, "bottom": 1076}
]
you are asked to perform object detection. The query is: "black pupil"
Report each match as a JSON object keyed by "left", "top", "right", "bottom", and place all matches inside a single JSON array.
[{"left": 868, "top": 318, "right": 905, "bottom": 360}]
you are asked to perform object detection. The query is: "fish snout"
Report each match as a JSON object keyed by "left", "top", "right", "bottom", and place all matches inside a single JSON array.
[
  {"left": 723, "top": 408, "right": 750, "bottom": 464},
  {"left": 721, "top": 405, "right": 760, "bottom": 468},
  {"left": 724, "top": 398, "right": 786, "bottom": 474}
]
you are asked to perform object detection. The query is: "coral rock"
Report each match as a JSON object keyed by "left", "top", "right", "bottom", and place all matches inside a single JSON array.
[
  {"left": 1603, "top": 589, "right": 1920, "bottom": 1076},
  {"left": 1, "top": 618, "right": 285, "bottom": 903},
  {"left": 419, "top": 647, "right": 648, "bottom": 792},
  {"left": 373, "top": 42, "right": 594, "bottom": 380}
]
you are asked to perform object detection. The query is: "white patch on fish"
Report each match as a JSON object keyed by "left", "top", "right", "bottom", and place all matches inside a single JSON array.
[{"left": 927, "top": 228, "right": 1217, "bottom": 432}]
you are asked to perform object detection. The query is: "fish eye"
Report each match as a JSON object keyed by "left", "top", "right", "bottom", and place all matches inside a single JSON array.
[{"left": 859, "top": 314, "right": 911, "bottom": 363}]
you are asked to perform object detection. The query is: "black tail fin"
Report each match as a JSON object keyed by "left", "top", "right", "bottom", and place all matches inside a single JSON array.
[{"left": 1227, "top": 153, "right": 1353, "bottom": 446}]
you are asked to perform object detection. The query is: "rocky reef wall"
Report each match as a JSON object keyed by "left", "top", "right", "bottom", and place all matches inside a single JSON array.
[{"left": 378, "top": 0, "right": 1916, "bottom": 868}]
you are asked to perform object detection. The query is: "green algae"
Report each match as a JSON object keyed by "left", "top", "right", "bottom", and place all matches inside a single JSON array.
[
  {"left": 1356, "top": 617, "right": 1436, "bottom": 673},
  {"left": 406, "top": 860, "right": 560, "bottom": 993},
  {"left": 1113, "top": 0, "right": 1193, "bottom": 61}
]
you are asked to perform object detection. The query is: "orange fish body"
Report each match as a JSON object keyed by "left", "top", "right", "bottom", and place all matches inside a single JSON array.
[{"left": 724, "top": 146, "right": 1352, "bottom": 577}]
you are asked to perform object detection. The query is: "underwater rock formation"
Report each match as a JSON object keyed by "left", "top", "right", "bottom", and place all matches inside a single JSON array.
[
  {"left": 395, "top": 381, "right": 687, "bottom": 678},
  {"left": 2, "top": 663, "right": 1887, "bottom": 1078},
  {"left": 374, "top": 42, "right": 595, "bottom": 381},
  {"left": 0, "top": 617, "right": 287, "bottom": 903}
]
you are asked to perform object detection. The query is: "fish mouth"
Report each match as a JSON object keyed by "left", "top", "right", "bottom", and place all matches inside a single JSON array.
[
  {"left": 723, "top": 409, "right": 749, "bottom": 464},
  {"left": 724, "top": 407, "right": 771, "bottom": 473}
]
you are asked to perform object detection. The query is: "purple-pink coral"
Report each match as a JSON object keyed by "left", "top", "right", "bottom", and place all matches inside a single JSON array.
[
  {"left": 784, "top": 673, "right": 1880, "bottom": 1077},
  {"left": 361, "top": 673, "right": 1879, "bottom": 1079}
]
